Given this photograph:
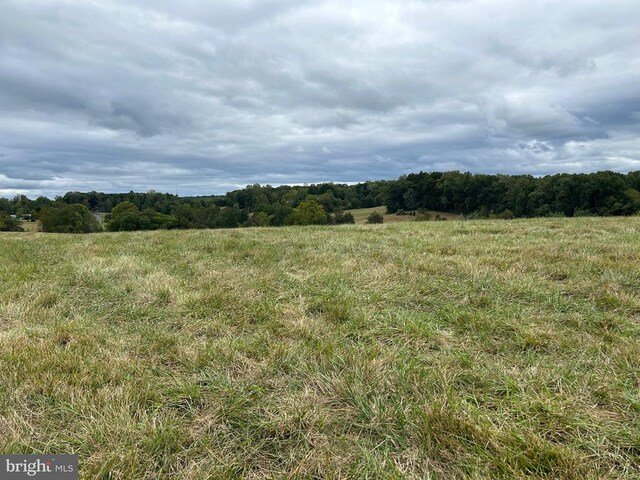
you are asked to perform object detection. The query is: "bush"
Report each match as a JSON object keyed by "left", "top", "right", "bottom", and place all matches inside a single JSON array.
[
  {"left": 492, "top": 209, "right": 515, "bottom": 220},
  {"left": 40, "top": 204, "right": 101, "bottom": 233},
  {"left": 0, "top": 213, "right": 23, "bottom": 232},
  {"left": 415, "top": 211, "right": 432, "bottom": 222},
  {"left": 366, "top": 212, "right": 384, "bottom": 224},
  {"left": 332, "top": 211, "right": 355, "bottom": 224}
]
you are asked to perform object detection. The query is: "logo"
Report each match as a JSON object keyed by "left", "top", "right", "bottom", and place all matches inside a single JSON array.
[{"left": 0, "top": 455, "right": 77, "bottom": 479}]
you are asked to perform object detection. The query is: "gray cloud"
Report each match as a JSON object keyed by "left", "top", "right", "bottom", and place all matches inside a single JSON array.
[{"left": 1, "top": 0, "right": 639, "bottom": 197}]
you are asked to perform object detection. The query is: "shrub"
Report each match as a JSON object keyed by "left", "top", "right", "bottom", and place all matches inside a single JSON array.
[
  {"left": 332, "top": 211, "right": 355, "bottom": 224},
  {"left": 493, "top": 209, "right": 515, "bottom": 220},
  {"left": 0, "top": 213, "right": 23, "bottom": 232},
  {"left": 40, "top": 204, "right": 101, "bottom": 233},
  {"left": 366, "top": 212, "right": 384, "bottom": 224},
  {"left": 415, "top": 211, "right": 432, "bottom": 222}
]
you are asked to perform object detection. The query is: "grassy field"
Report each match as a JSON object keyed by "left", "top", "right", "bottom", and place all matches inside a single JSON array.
[
  {"left": 1, "top": 218, "right": 639, "bottom": 478},
  {"left": 346, "top": 207, "right": 461, "bottom": 224},
  {"left": 18, "top": 220, "right": 40, "bottom": 232}
]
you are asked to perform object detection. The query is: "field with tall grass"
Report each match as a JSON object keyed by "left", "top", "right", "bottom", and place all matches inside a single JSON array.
[
  {"left": 1, "top": 218, "right": 639, "bottom": 478},
  {"left": 345, "top": 207, "right": 461, "bottom": 224}
]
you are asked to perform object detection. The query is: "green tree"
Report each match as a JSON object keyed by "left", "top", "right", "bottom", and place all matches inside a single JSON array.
[
  {"left": 625, "top": 188, "right": 640, "bottom": 214},
  {"left": 106, "top": 201, "right": 144, "bottom": 231},
  {"left": 40, "top": 204, "right": 100, "bottom": 233},
  {"left": 285, "top": 200, "right": 329, "bottom": 225},
  {"left": 0, "top": 213, "right": 23, "bottom": 231},
  {"left": 245, "top": 211, "right": 270, "bottom": 227},
  {"left": 212, "top": 206, "right": 245, "bottom": 229},
  {"left": 107, "top": 201, "right": 178, "bottom": 231}
]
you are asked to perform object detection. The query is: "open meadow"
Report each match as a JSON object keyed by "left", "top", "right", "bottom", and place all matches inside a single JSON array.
[
  {"left": 1, "top": 218, "right": 639, "bottom": 478},
  {"left": 345, "top": 207, "right": 461, "bottom": 224}
]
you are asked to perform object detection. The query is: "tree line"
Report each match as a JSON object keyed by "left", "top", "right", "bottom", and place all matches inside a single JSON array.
[
  {"left": 386, "top": 170, "right": 640, "bottom": 217},
  {"left": 1, "top": 170, "right": 639, "bottom": 232}
]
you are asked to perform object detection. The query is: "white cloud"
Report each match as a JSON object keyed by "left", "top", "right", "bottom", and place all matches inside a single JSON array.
[{"left": 0, "top": 0, "right": 639, "bottom": 196}]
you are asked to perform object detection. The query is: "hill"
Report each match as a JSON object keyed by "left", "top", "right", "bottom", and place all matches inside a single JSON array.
[
  {"left": 346, "top": 206, "right": 462, "bottom": 224},
  {"left": 1, "top": 218, "right": 639, "bottom": 478}
]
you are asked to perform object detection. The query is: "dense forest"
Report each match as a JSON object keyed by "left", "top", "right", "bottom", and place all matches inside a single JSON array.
[{"left": 2, "top": 171, "right": 640, "bottom": 232}]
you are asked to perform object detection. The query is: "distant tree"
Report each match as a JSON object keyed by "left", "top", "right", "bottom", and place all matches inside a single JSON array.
[
  {"left": 245, "top": 211, "right": 270, "bottom": 227},
  {"left": 107, "top": 201, "right": 178, "bottom": 231},
  {"left": 0, "top": 213, "right": 23, "bottom": 232},
  {"left": 171, "top": 203, "right": 194, "bottom": 228},
  {"left": 625, "top": 188, "right": 640, "bottom": 213},
  {"left": 0, "top": 198, "right": 12, "bottom": 215},
  {"left": 315, "top": 192, "right": 338, "bottom": 212},
  {"left": 109, "top": 201, "right": 139, "bottom": 218},
  {"left": 268, "top": 204, "right": 293, "bottom": 226},
  {"left": 212, "top": 206, "right": 245, "bottom": 229},
  {"left": 142, "top": 208, "right": 179, "bottom": 229},
  {"left": 106, "top": 202, "right": 144, "bottom": 231},
  {"left": 190, "top": 205, "right": 221, "bottom": 229},
  {"left": 285, "top": 200, "right": 329, "bottom": 225},
  {"left": 366, "top": 212, "right": 384, "bottom": 224},
  {"left": 40, "top": 204, "right": 100, "bottom": 233},
  {"left": 385, "top": 178, "right": 408, "bottom": 213},
  {"left": 9, "top": 169, "right": 640, "bottom": 233}
]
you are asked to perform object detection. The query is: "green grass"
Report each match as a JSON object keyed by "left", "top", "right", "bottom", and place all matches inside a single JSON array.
[
  {"left": 346, "top": 207, "right": 461, "bottom": 224},
  {"left": 1, "top": 218, "right": 639, "bottom": 478}
]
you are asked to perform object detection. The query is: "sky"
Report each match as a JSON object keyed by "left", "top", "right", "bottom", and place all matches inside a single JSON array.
[{"left": 1, "top": 0, "right": 639, "bottom": 198}]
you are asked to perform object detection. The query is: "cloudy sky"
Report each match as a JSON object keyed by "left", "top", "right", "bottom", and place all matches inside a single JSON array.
[{"left": 1, "top": 0, "right": 639, "bottom": 197}]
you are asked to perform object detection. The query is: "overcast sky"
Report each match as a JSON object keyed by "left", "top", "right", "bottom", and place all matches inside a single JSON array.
[{"left": 1, "top": 0, "right": 639, "bottom": 197}]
